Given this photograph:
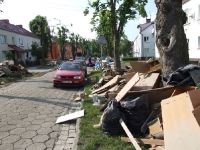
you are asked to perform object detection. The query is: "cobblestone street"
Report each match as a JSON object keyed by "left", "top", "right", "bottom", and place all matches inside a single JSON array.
[{"left": 0, "top": 71, "right": 82, "bottom": 150}]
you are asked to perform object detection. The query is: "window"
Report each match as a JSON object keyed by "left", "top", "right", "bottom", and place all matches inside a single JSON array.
[
  {"left": 184, "top": 8, "right": 192, "bottom": 24},
  {"left": 19, "top": 38, "right": 23, "bottom": 46},
  {"left": 0, "top": 35, "right": 6, "bottom": 44},
  {"left": 12, "top": 37, "right": 15, "bottom": 44},
  {"left": 144, "top": 36, "right": 149, "bottom": 42},
  {"left": 144, "top": 48, "right": 149, "bottom": 54},
  {"left": 198, "top": 37, "right": 200, "bottom": 49},
  {"left": 198, "top": 5, "right": 200, "bottom": 20},
  {"left": 2, "top": 51, "right": 6, "bottom": 59}
]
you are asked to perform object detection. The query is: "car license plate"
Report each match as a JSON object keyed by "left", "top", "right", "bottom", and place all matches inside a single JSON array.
[{"left": 62, "top": 81, "right": 72, "bottom": 83}]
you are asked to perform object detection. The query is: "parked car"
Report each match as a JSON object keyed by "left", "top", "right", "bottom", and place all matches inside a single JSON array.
[
  {"left": 86, "top": 57, "right": 96, "bottom": 67},
  {"left": 53, "top": 61, "right": 85, "bottom": 87},
  {"left": 74, "top": 59, "right": 87, "bottom": 77}
]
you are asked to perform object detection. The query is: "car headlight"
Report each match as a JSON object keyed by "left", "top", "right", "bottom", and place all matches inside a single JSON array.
[
  {"left": 74, "top": 76, "right": 81, "bottom": 79},
  {"left": 54, "top": 75, "right": 61, "bottom": 79}
]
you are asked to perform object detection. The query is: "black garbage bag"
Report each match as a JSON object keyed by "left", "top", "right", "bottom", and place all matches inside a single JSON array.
[
  {"left": 120, "top": 94, "right": 149, "bottom": 135},
  {"left": 102, "top": 98, "right": 127, "bottom": 136},
  {"left": 163, "top": 64, "right": 200, "bottom": 86}
]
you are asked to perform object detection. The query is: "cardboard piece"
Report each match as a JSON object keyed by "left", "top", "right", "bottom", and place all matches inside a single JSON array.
[
  {"left": 161, "top": 90, "right": 200, "bottom": 150},
  {"left": 130, "top": 73, "right": 160, "bottom": 91},
  {"left": 56, "top": 110, "right": 84, "bottom": 124},
  {"left": 119, "top": 119, "right": 141, "bottom": 150},
  {"left": 116, "top": 73, "right": 140, "bottom": 102},
  {"left": 92, "top": 75, "right": 121, "bottom": 94},
  {"left": 122, "top": 72, "right": 136, "bottom": 82},
  {"left": 121, "top": 137, "right": 164, "bottom": 146},
  {"left": 130, "top": 61, "right": 150, "bottom": 73}
]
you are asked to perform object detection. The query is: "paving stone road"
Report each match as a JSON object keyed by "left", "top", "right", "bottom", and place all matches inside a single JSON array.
[{"left": 0, "top": 71, "right": 82, "bottom": 150}]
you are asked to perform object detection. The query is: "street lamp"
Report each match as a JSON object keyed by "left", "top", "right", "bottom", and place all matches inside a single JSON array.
[{"left": 97, "top": 32, "right": 107, "bottom": 71}]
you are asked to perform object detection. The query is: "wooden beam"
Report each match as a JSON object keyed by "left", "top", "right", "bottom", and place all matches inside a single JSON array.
[
  {"left": 121, "top": 137, "right": 164, "bottom": 146},
  {"left": 119, "top": 119, "right": 141, "bottom": 150}
]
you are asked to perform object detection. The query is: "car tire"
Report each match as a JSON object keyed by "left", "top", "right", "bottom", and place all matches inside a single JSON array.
[{"left": 53, "top": 84, "right": 57, "bottom": 88}]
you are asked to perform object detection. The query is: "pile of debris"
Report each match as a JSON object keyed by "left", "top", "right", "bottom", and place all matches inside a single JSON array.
[
  {"left": 90, "top": 59, "right": 200, "bottom": 150},
  {"left": 0, "top": 60, "right": 30, "bottom": 77}
]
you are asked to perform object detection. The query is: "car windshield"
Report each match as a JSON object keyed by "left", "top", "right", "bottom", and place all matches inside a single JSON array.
[
  {"left": 74, "top": 60, "right": 86, "bottom": 66},
  {"left": 59, "top": 63, "right": 82, "bottom": 71}
]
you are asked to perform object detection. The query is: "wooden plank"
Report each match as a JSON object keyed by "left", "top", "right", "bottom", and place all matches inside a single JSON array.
[
  {"left": 148, "top": 118, "right": 163, "bottom": 136},
  {"left": 121, "top": 137, "right": 164, "bottom": 146},
  {"left": 192, "top": 105, "right": 200, "bottom": 126},
  {"left": 188, "top": 88, "right": 200, "bottom": 109},
  {"left": 122, "top": 72, "right": 136, "bottom": 82},
  {"left": 92, "top": 75, "right": 121, "bottom": 94},
  {"left": 171, "top": 86, "right": 197, "bottom": 97},
  {"left": 116, "top": 73, "right": 140, "bottom": 102},
  {"left": 119, "top": 119, "right": 141, "bottom": 150},
  {"left": 189, "top": 69, "right": 200, "bottom": 85},
  {"left": 131, "top": 73, "right": 160, "bottom": 91},
  {"left": 161, "top": 92, "right": 200, "bottom": 150},
  {"left": 56, "top": 110, "right": 84, "bottom": 124}
]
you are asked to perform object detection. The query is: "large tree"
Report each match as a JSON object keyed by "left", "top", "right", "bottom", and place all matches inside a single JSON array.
[
  {"left": 84, "top": 0, "right": 147, "bottom": 69},
  {"left": 57, "top": 26, "right": 69, "bottom": 60},
  {"left": 29, "top": 15, "right": 50, "bottom": 64},
  {"left": 119, "top": 35, "right": 132, "bottom": 56},
  {"left": 155, "top": 0, "right": 189, "bottom": 77}
]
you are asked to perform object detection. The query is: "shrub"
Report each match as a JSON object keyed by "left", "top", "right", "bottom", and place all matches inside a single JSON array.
[
  {"left": 122, "top": 57, "right": 138, "bottom": 61},
  {"left": 6, "top": 51, "right": 14, "bottom": 60}
]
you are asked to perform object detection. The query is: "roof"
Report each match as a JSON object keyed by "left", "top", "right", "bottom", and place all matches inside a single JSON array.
[
  {"left": 8, "top": 44, "right": 25, "bottom": 52},
  {"left": 137, "top": 21, "right": 154, "bottom": 33},
  {"left": 0, "top": 20, "right": 40, "bottom": 39}
]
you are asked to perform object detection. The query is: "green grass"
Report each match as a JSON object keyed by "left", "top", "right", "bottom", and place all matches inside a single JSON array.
[
  {"left": 78, "top": 70, "right": 147, "bottom": 150},
  {"left": 123, "top": 60, "right": 131, "bottom": 66}
]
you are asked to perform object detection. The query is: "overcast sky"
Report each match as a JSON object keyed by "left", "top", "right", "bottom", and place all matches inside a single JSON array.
[{"left": 0, "top": 0, "right": 157, "bottom": 41}]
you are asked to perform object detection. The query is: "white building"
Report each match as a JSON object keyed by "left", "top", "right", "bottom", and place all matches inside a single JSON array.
[
  {"left": 182, "top": 0, "right": 200, "bottom": 62},
  {"left": 133, "top": 19, "right": 155, "bottom": 60},
  {"left": 0, "top": 19, "right": 40, "bottom": 65},
  {"left": 155, "top": 0, "right": 200, "bottom": 62}
]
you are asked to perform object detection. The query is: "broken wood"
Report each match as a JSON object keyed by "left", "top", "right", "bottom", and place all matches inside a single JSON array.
[
  {"left": 121, "top": 137, "right": 164, "bottom": 146},
  {"left": 116, "top": 72, "right": 140, "bottom": 102},
  {"left": 56, "top": 110, "right": 84, "bottom": 124},
  {"left": 119, "top": 118, "right": 141, "bottom": 150}
]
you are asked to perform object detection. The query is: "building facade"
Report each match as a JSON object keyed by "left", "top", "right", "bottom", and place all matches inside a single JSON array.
[
  {"left": 133, "top": 19, "right": 155, "bottom": 60},
  {"left": 183, "top": 0, "right": 200, "bottom": 62},
  {"left": 0, "top": 19, "right": 40, "bottom": 65}
]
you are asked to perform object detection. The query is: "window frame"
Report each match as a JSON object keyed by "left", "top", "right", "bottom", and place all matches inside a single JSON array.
[
  {"left": 144, "top": 36, "right": 150, "bottom": 42},
  {"left": 198, "top": 37, "right": 200, "bottom": 49},
  {"left": 0, "top": 35, "right": 6, "bottom": 44},
  {"left": 19, "top": 37, "right": 24, "bottom": 46}
]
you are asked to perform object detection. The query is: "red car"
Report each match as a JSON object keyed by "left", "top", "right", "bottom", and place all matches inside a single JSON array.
[
  {"left": 86, "top": 57, "right": 96, "bottom": 67},
  {"left": 53, "top": 61, "right": 85, "bottom": 87}
]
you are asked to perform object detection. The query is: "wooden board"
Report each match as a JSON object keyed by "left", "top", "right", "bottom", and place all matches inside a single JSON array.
[
  {"left": 192, "top": 105, "right": 200, "bottom": 126},
  {"left": 171, "top": 86, "right": 197, "bottom": 97},
  {"left": 130, "top": 73, "right": 160, "bottom": 91},
  {"left": 56, "top": 110, "right": 84, "bottom": 124},
  {"left": 188, "top": 88, "right": 200, "bottom": 109},
  {"left": 92, "top": 75, "right": 121, "bottom": 94},
  {"left": 161, "top": 93, "right": 200, "bottom": 150},
  {"left": 119, "top": 119, "right": 141, "bottom": 150},
  {"left": 121, "top": 137, "right": 164, "bottom": 146},
  {"left": 116, "top": 73, "right": 140, "bottom": 102},
  {"left": 122, "top": 72, "right": 135, "bottom": 82},
  {"left": 148, "top": 118, "right": 163, "bottom": 136}
]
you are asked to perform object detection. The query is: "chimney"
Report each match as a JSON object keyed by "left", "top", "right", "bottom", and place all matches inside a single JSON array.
[
  {"left": 146, "top": 18, "right": 151, "bottom": 23},
  {"left": 16, "top": 25, "right": 23, "bottom": 28},
  {"left": 0, "top": 19, "right": 9, "bottom": 24}
]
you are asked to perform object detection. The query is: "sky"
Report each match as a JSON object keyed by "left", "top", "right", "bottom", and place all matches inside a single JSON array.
[{"left": 0, "top": 0, "right": 157, "bottom": 41}]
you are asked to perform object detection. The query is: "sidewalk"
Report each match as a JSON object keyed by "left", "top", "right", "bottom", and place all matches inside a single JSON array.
[{"left": 27, "top": 66, "right": 54, "bottom": 73}]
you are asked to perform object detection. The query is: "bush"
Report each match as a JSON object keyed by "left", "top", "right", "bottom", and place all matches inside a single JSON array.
[
  {"left": 122, "top": 57, "right": 138, "bottom": 61},
  {"left": 6, "top": 51, "right": 14, "bottom": 60}
]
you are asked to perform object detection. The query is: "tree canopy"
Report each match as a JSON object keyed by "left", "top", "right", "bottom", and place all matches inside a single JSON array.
[
  {"left": 29, "top": 15, "right": 50, "bottom": 62},
  {"left": 84, "top": 0, "right": 147, "bottom": 69}
]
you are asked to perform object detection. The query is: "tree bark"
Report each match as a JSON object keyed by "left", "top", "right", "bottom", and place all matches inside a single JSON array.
[
  {"left": 155, "top": 0, "right": 189, "bottom": 77},
  {"left": 114, "top": 33, "right": 121, "bottom": 69}
]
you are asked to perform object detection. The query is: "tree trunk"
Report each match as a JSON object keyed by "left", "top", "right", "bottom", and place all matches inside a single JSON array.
[
  {"left": 155, "top": 0, "right": 189, "bottom": 77},
  {"left": 114, "top": 33, "right": 121, "bottom": 69}
]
